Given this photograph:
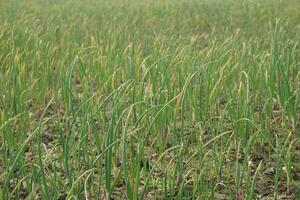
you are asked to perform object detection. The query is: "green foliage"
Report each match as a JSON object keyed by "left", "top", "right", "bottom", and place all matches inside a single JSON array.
[{"left": 0, "top": 0, "right": 299, "bottom": 199}]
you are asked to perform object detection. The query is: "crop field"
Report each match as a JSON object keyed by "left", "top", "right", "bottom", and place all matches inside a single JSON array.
[{"left": 0, "top": 0, "right": 300, "bottom": 199}]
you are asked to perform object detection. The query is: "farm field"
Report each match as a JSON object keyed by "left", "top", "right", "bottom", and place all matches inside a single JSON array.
[{"left": 0, "top": 0, "right": 300, "bottom": 199}]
